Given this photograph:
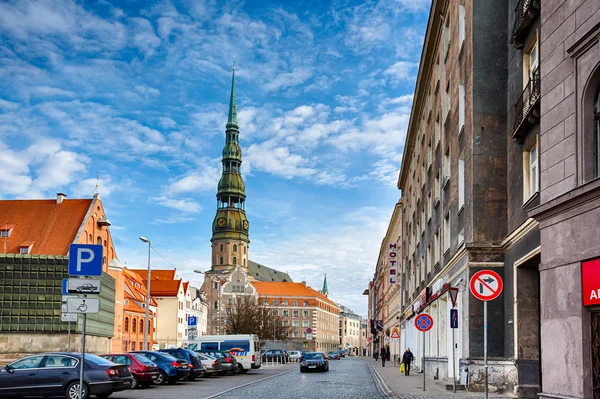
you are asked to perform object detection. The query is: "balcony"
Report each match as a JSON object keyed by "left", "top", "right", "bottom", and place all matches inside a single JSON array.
[
  {"left": 511, "top": 0, "right": 540, "bottom": 48},
  {"left": 513, "top": 68, "right": 540, "bottom": 143}
]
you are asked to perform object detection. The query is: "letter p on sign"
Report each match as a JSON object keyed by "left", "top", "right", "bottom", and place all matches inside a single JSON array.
[{"left": 68, "top": 244, "right": 103, "bottom": 277}]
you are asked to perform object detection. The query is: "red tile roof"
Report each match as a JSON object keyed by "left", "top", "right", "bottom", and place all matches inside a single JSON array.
[
  {"left": 149, "top": 279, "right": 182, "bottom": 297},
  {"left": 0, "top": 199, "right": 92, "bottom": 255},
  {"left": 130, "top": 269, "right": 177, "bottom": 282},
  {"left": 252, "top": 282, "right": 338, "bottom": 307}
]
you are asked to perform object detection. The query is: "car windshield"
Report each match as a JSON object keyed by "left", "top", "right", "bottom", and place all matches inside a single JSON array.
[
  {"left": 84, "top": 354, "right": 116, "bottom": 366},
  {"left": 303, "top": 353, "right": 324, "bottom": 360}
]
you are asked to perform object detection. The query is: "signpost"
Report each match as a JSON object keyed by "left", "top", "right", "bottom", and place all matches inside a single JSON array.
[
  {"left": 469, "top": 270, "right": 503, "bottom": 399},
  {"left": 415, "top": 313, "right": 433, "bottom": 391},
  {"left": 188, "top": 316, "right": 197, "bottom": 341},
  {"left": 67, "top": 243, "right": 103, "bottom": 399}
]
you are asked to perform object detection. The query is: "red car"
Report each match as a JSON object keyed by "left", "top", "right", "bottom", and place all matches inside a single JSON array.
[{"left": 100, "top": 353, "right": 159, "bottom": 389}]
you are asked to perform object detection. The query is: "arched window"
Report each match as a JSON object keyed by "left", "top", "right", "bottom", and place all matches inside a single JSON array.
[
  {"left": 233, "top": 244, "right": 237, "bottom": 252},
  {"left": 244, "top": 246, "right": 246, "bottom": 254},
  {"left": 243, "top": 259, "right": 246, "bottom": 267},
  {"left": 233, "top": 256, "right": 237, "bottom": 265},
  {"left": 132, "top": 318, "right": 137, "bottom": 333},
  {"left": 140, "top": 319, "right": 144, "bottom": 334},
  {"left": 88, "top": 233, "right": 92, "bottom": 243},
  {"left": 124, "top": 317, "right": 129, "bottom": 332},
  {"left": 103, "top": 239, "right": 107, "bottom": 247},
  {"left": 220, "top": 244, "right": 224, "bottom": 252},
  {"left": 97, "top": 236, "right": 102, "bottom": 245},
  {"left": 220, "top": 257, "right": 224, "bottom": 265}
]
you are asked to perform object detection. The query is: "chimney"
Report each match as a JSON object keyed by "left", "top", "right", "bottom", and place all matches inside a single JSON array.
[
  {"left": 301, "top": 281, "right": 306, "bottom": 286},
  {"left": 56, "top": 193, "right": 67, "bottom": 204}
]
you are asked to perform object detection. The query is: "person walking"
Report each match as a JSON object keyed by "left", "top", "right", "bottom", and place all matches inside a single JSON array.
[
  {"left": 374, "top": 348, "right": 379, "bottom": 361},
  {"left": 380, "top": 347, "right": 387, "bottom": 367},
  {"left": 402, "top": 348, "right": 414, "bottom": 376}
]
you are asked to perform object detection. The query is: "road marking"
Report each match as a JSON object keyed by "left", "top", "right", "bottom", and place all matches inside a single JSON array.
[{"left": 205, "top": 367, "right": 297, "bottom": 398}]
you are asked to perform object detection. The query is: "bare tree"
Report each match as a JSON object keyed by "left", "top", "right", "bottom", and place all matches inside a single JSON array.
[{"left": 225, "top": 296, "right": 291, "bottom": 340}]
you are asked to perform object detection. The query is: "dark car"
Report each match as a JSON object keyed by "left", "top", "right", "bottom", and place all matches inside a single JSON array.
[
  {"left": 300, "top": 352, "right": 329, "bottom": 372},
  {"left": 337, "top": 349, "right": 346, "bottom": 358},
  {"left": 100, "top": 353, "right": 159, "bottom": 389},
  {"left": 195, "top": 350, "right": 237, "bottom": 375},
  {"left": 159, "top": 348, "right": 205, "bottom": 380},
  {"left": 327, "top": 351, "right": 340, "bottom": 360},
  {"left": 261, "top": 349, "right": 287, "bottom": 364},
  {"left": 0, "top": 352, "right": 132, "bottom": 399},
  {"left": 131, "top": 351, "right": 190, "bottom": 385},
  {"left": 195, "top": 353, "right": 224, "bottom": 376}
]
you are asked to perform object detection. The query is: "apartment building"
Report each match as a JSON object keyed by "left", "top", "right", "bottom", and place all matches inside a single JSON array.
[
  {"left": 253, "top": 281, "right": 339, "bottom": 352},
  {"left": 396, "top": 0, "right": 513, "bottom": 392},
  {"left": 339, "top": 305, "right": 362, "bottom": 354},
  {"left": 529, "top": 1, "right": 600, "bottom": 398}
]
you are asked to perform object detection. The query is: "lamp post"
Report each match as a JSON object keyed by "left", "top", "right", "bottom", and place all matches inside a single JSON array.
[
  {"left": 194, "top": 270, "right": 229, "bottom": 335},
  {"left": 139, "top": 237, "right": 151, "bottom": 350}
]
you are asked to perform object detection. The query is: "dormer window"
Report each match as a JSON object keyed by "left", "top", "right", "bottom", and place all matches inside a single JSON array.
[
  {"left": 19, "top": 241, "right": 34, "bottom": 254},
  {"left": 0, "top": 224, "right": 15, "bottom": 237}
]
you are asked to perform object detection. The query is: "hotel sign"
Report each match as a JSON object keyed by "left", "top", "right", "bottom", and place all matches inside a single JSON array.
[
  {"left": 388, "top": 243, "right": 398, "bottom": 284},
  {"left": 582, "top": 258, "right": 600, "bottom": 306}
]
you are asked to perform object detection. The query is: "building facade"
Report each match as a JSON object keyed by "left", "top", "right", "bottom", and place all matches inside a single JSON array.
[
  {"left": 530, "top": 1, "right": 600, "bottom": 398},
  {"left": 339, "top": 305, "right": 362, "bottom": 354}
]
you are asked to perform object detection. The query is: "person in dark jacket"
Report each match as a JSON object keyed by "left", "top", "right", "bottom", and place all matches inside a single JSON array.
[
  {"left": 380, "top": 347, "right": 387, "bottom": 367},
  {"left": 402, "top": 348, "right": 414, "bottom": 376},
  {"left": 374, "top": 348, "right": 379, "bottom": 361}
]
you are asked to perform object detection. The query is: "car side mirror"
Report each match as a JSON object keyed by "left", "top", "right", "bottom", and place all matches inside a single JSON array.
[{"left": 3, "top": 365, "right": 14, "bottom": 374}]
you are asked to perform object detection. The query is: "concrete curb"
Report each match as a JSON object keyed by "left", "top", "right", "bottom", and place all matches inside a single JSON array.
[
  {"left": 205, "top": 367, "right": 297, "bottom": 398},
  {"left": 366, "top": 360, "right": 399, "bottom": 399}
]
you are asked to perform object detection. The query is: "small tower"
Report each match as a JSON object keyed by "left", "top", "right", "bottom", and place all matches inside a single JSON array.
[
  {"left": 322, "top": 273, "right": 328, "bottom": 296},
  {"left": 211, "top": 65, "right": 250, "bottom": 273}
]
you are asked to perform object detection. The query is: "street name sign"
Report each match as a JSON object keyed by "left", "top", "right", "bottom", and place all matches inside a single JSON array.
[
  {"left": 66, "top": 298, "right": 100, "bottom": 314},
  {"left": 68, "top": 244, "right": 103, "bottom": 276},
  {"left": 62, "top": 313, "right": 78, "bottom": 322},
  {"left": 415, "top": 313, "right": 433, "bottom": 332},
  {"left": 469, "top": 270, "right": 503, "bottom": 301},
  {"left": 67, "top": 278, "right": 101, "bottom": 294}
]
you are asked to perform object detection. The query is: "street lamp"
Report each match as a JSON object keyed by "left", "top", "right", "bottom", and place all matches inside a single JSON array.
[
  {"left": 193, "top": 269, "right": 230, "bottom": 335},
  {"left": 139, "top": 237, "right": 151, "bottom": 350}
]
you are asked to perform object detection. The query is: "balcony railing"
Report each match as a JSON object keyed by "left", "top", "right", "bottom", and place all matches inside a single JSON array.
[
  {"left": 511, "top": 0, "right": 540, "bottom": 48},
  {"left": 513, "top": 67, "right": 540, "bottom": 143}
]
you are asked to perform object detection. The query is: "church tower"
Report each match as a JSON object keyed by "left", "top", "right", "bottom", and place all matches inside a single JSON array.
[{"left": 211, "top": 65, "right": 250, "bottom": 273}]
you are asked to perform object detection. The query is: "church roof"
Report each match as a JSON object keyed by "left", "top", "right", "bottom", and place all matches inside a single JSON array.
[{"left": 247, "top": 260, "right": 292, "bottom": 282}]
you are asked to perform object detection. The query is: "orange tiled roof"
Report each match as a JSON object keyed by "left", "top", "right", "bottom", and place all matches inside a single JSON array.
[
  {"left": 130, "top": 269, "right": 177, "bottom": 281},
  {"left": 149, "top": 279, "right": 182, "bottom": 296},
  {"left": 252, "top": 282, "right": 338, "bottom": 307},
  {"left": 0, "top": 199, "right": 92, "bottom": 255}
]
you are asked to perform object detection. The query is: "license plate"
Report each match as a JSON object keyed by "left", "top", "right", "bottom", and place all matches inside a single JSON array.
[
  {"left": 308, "top": 365, "right": 316, "bottom": 369},
  {"left": 123, "top": 381, "right": 130, "bottom": 385}
]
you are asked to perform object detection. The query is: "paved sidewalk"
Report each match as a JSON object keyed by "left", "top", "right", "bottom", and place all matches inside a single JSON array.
[{"left": 364, "top": 357, "right": 512, "bottom": 399}]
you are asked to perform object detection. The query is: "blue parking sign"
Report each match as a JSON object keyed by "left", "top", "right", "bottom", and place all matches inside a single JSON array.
[
  {"left": 188, "top": 316, "right": 197, "bottom": 326},
  {"left": 68, "top": 244, "right": 103, "bottom": 276}
]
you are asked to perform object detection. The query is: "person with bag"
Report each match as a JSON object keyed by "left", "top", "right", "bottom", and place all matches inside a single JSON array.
[
  {"left": 402, "top": 348, "right": 414, "bottom": 376},
  {"left": 380, "top": 347, "right": 387, "bottom": 367}
]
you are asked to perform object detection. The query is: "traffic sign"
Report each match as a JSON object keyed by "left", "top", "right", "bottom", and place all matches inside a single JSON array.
[
  {"left": 68, "top": 244, "right": 103, "bottom": 276},
  {"left": 390, "top": 328, "right": 400, "bottom": 339},
  {"left": 188, "top": 316, "right": 197, "bottom": 326},
  {"left": 384, "top": 336, "right": 390, "bottom": 344},
  {"left": 67, "top": 278, "right": 101, "bottom": 294},
  {"left": 415, "top": 313, "right": 433, "bottom": 332},
  {"left": 450, "top": 309, "right": 458, "bottom": 329},
  {"left": 306, "top": 327, "right": 312, "bottom": 334},
  {"left": 367, "top": 337, "right": 372, "bottom": 343},
  {"left": 470, "top": 270, "right": 503, "bottom": 301},
  {"left": 448, "top": 287, "right": 459, "bottom": 308},
  {"left": 62, "top": 313, "right": 78, "bottom": 322},
  {"left": 66, "top": 298, "right": 100, "bottom": 314},
  {"left": 306, "top": 333, "right": 312, "bottom": 340},
  {"left": 62, "top": 279, "right": 69, "bottom": 295}
]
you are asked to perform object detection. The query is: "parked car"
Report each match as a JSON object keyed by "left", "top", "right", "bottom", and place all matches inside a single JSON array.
[
  {"left": 158, "top": 348, "right": 205, "bottom": 380},
  {"left": 195, "top": 353, "right": 224, "bottom": 376},
  {"left": 327, "top": 351, "right": 340, "bottom": 360},
  {"left": 287, "top": 350, "right": 302, "bottom": 361},
  {"left": 261, "top": 349, "right": 287, "bottom": 363},
  {"left": 100, "top": 353, "right": 158, "bottom": 389},
  {"left": 131, "top": 351, "right": 190, "bottom": 385},
  {"left": 196, "top": 350, "right": 237, "bottom": 375},
  {"left": 299, "top": 351, "right": 311, "bottom": 361},
  {"left": 0, "top": 352, "right": 132, "bottom": 399},
  {"left": 300, "top": 352, "right": 329, "bottom": 372},
  {"left": 337, "top": 349, "right": 346, "bottom": 358}
]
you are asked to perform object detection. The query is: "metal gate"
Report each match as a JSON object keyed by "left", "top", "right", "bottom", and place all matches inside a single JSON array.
[{"left": 592, "top": 310, "right": 600, "bottom": 398}]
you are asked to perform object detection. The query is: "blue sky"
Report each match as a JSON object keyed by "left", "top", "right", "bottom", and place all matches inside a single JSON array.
[{"left": 0, "top": 0, "right": 430, "bottom": 316}]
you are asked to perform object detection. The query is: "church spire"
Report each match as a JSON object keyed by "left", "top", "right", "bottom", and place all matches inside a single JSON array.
[
  {"left": 226, "top": 62, "right": 238, "bottom": 130},
  {"left": 322, "top": 273, "right": 328, "bottom": 296}
]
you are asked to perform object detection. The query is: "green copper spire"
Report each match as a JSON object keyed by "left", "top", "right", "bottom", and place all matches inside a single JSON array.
[
  {"left": 322, "top": 273, "right": 328, "bottom": 295},
  {"left": 226, "top": 65, "right": 238, "bottom": 130}
]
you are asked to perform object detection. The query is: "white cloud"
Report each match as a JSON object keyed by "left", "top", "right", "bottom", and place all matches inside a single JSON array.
[
  {"left": 246, "top": 142, "right": 316, "bottom": 179},
  {"left": 71, "top": 177, "right": 115, "bottom": 198},
  {"left": 153, "top": 195, "right": 202, "bottom": 213},
  {"left": 264, "top": 68, "right": 313, "bottom": 92},
  {"left": 129, "top": 17, "right": 161, "bottom": 57},
  {"left": 168, "top": 167, "right": 221, "bottom": 194},
  {"left": 33, "top": 86, "right": 75, "bottom": 97},
  {"left": 0, "top": 99, "right": 20, "bottom": 110},
  {"left": 384, "top": 61, "right": 418, "bottom": 83}
]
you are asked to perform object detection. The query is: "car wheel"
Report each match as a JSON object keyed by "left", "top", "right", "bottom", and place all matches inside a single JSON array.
[
  {"left": 66, "top": 381, "right": 89, "bottom": 399},
  {"left": 130, "top": 375, "right": 139, "bottom": 389},
  {"left": 154, "top": 370, "right": 167, "bottom": 385},
  {"left": 236, "top": 364, "right": 243, "bottom": 374}
]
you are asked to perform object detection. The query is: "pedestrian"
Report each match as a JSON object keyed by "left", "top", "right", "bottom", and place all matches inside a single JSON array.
[
  {"left": 402, "top": 348, "right": 414, "bottom": 376},
  {"left": 380, "top": 347, "right": 387, "bottom": 367},
  {"left": 374, "top": 348, "right": 379, "bottom": 361}
]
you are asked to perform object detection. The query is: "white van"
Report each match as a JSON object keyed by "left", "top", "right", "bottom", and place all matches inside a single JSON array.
[{"left": 187, "top": 334, "right": 261, "bottom": 373}]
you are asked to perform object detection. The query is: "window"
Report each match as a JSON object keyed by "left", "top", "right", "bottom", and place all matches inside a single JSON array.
[
  {"left": 293, "top": 330, "right": 299, "bottom": 338},
  {"left": 427, "top": 194, "right": 432, "bottom": 222},
  {"left": 427, "top": 245, "right": 432, "bottom": 275},
  {"left": 304, "top": 301, "right": 308, "bottom": 306},
  {"left": 124, "top": 317, "right": 129, "bottom": 332},
  {"left": 458, "top": 155, "right": 465, "bottom": 209},
  {"left": 273, "top": 300, "right": 279, "bottom": 306},
  {"left": 283, "top": 310, "right": 289, "bottom": 317},
  {"left": 293, "top": 300, "right": 298, "bottom": 306},
  {"left": 220, "top": 244, "right": 224, "bottom": 252},
  {"left": 303, "top": 310, "right": 309, "bottom": 317},
  {"left": 263, "top": 299, "right": 269, "bottom": 305},
  {"left": 273, "top": 310, "right": 279, "bottom": 316},
  {"left": 44, "top": 355, "right": 77, "bottom": 368},
  {"left": 443, "top": 148, "right": 451, "bottom": 186},
  {"left": 459, "top": 83, "right": 465, "bottom": 131},
  {"left": 233, "top": 256, "right": 237, "bottom": 265},
  {"left": 132, "top": 318, "right": 137, "bottom": 333},
  {"left": 283, "top": 320, "right": 289, "bottom": 327},
  {"left": 131, "top": 342, "right": 136, "bottom": 351},
  {"left": 293, "top": 310, "right": 299, "bottom": 317},
  {"left": 444, "top": 214, "right": 450, "bottom": 252},
  {"left": 244, "top": 247, "right": 246, "bottom": 254},
  {"left": 444, "top": 14, "right": 451, "bottom": 61},
  {"left": 293, "top": 321, "right": 299, "bottom": 327},
  {"left": 525, "top": 36, "right": 539, "bottom": 85},
  {"left": 283, "top": 300, "right": 288, "bottom": 306},
  {"left": 434, "top": 172, "right": 440, "bottom": 203},
  {"left": 444, "top": 83, "right": 451, "bottom": 122},
  {"left": 459, "top": 3, "right": 465, "bottom": 46},
  {"left": 428, "top": 141, "right": 432, "bottom": 169},
  {"left": 20, "top": 247, "right": 29, "bottom": 254},
  {"left": 97, "top": 237, "right": 102, "bottom": 245},
  {"left": 233, "top": 244, "right": 237, "bottom": 252},
  {"left": 219, "top": 257, "right": 224, "bottom": 265},
  {"left": 435, "top": 115, "right": 441, "bottom": 147},
  {"left": 524, "top": 140, "right": 539, "bottom": 200},
  {"left": 140, "top": 319, "right": 144, "bottom": 333},
  {"left": 11, "top": 355, "right": 45, "bottom": 369},
  {"left": 303, "top": 321, "right": 309, "bottom": 327}
]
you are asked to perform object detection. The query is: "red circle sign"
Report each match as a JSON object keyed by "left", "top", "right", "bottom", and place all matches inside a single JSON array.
[
  {"left": 469, "top": 270, "right": 503, "bottom": 301},
  {"left": 414, "top": 314, "right": 433, "bottom": 332}
]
